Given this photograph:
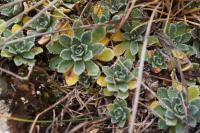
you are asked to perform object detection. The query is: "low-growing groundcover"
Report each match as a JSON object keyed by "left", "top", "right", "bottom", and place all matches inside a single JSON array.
[{"left": 0, "top": 0, "right": 200, "bottom": 133}]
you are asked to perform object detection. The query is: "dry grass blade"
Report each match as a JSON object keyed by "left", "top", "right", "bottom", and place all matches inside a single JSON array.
[{"left": 128, "top": 2, "right": 161, "bottom": 133}]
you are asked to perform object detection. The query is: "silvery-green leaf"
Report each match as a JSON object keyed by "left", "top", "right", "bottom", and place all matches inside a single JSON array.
[
  {"left": 49, "top": 56, "right": 63, "bottom": 70},
  {"left": 118, "top": 83, "right": 128, "bottom": 93},
  {"left": 85, "top": 60, "right": 99, "bottom": 76},
  {"left": 73, "top": 61, "right": 85, "bottom": 75},
  {"left": 81, "top": 31, "right": 92, "bottom": 44},
  {"left": 83, "top": 51, "right": 93, "bottom": 61},
  {"left": 60, "top": 49, "right": 72, "bottom": 60},
  {"left": 47, "top": 42, "right": 64, "bottom": 54},
  {"left": 59, "top": 35, "right": 72, "bottom": 47},
  {"left": 57, "top": 60, "right": 73, "bottom": 73}
]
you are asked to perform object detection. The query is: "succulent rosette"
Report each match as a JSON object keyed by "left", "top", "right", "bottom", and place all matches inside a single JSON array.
[
  {"left": 102, "top": 57, "right": 134, "bottom": 99},
  {"left": 151, "top": 51, "right": 167, "bottom": 70},
  {"left": 107, "top": 99, "right": 130, "bottom": 128},
  {"left": 28, "top": 13, "right": 51, "bottom": 32},
  {"left": 47, "top": 31, "right": 104, "bottom": 76},
  {"left": 1, "top": 30, "right": 43, "bottom": 66},
  {"left": 151, "top": 86, "right": 200, "bottom": 133}
]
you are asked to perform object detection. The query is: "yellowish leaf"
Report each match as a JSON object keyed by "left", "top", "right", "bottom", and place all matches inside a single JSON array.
[
  {"left": 99, "top": 37, "right": 110, "bottom": 46},
  {"left": 172, "top": 49, "right": 186, "bottom": 60},
  {"left": 93, "top": 4, "right": 104, "bottom": 17},
  {"left": 113, "top": 42, "right": 129, "bottom": 56},
  {"left": 23, "top": 16, "right": 31, "bottom": 24},
  {"left": 111, "top": 31, "right": 124, "bottom": 42},
  {"left": 64, "top": 70, "right": 79, "bottom": 86},
  {"left": 188, "top": 85, "right": 200, "bottom": 101},
  {"left": 52, "top": 7, "right": 71, "bottom": 19},
  {"left": 11, "top": 24, "right": 21, "bottom": 33},
  {"left": 128, "top": 80, "right": 137, "bottom": 90},
  {"left": 95, "top": 48, "right": 114, "bottom": 62},
  {"left": 97, "top": 76, "right": 107, "bottom": 87},
  {"left": 182, "top": 63, "right": 193, "bottom": 72},
  {"left": 149, "top": 101, "right": 160, "bottom": 109},
  {"left": 56, "top": 21, "right": 74, "bottom": 37},
  {"left": 147, "top": 50, "right": 154, "bottom": 58},
  {"left": 172, "top": 80, "right": 185, "bottom": 91}
]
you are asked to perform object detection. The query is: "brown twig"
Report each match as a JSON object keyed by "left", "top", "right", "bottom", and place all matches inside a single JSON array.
[
  {"left": 115, "top": 0, "right": 137, "bottom": 32},
  {"left": 29, "top": 91, "right": 73, "bottom": 133},
  {"left": 0, "top": 66, "right": 33, "bottom": 80}
]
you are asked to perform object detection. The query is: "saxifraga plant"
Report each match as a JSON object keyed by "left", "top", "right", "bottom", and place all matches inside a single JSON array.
[
  {"left": 28, "top": 13, "right": 51, "bottom": 32},
  {"left": 102, "top": 57, "right": 135, "bottom": 99},
  {"left": 150, "top": 86, "right": 200, "bottom": 133},
  {"left": 47, "top": 29, "right": 104, "bottom": 76},
  {"left": 148, "top": 50, "right": 167, "bottom": 71},
  {"left": 1, "top": 30, "right": 43, "bottom": 67},
  {"left": 107, "top": 98, "right": 130, "bottom": 128},
  {"left": 0, "top": 0, "right": 23, "bottom": 17},
  {"left": 166, "top": 22, "right": 196, "bottom": 56}
]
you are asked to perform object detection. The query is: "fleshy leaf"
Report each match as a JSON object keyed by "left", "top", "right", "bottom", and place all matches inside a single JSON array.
[
  {"left": 85, "top": 61, "right": 100, "bottom": 76},
  {"left": 92, "top": 27, "right": 106, "bottom": 42},
  {"left": 11, "top": 24, "right": 21, "bottom": 33},
  {"left": 128, "top": 80, "right": 137, "bottom": 90},
  {"left": 73, "top": 61, "right": 85, "bottom": 75},
  {"left": 100, "top": 37, "right": 110, "bottom": 46},
  {"left": 113, "top": 41, "right": 130, "bottom": 56},
  {"left": 111, "top": 31, "right": 124, "bottom": 42},
  {"left": 57, "top": 60, "right": 74, "bottom": 73},
  {"left": 95, "top": 48, "right": 114, "bottom": 62},
  {"left": 130, "top": 41, "right": 139, "bottom": 56},
  {"left": 1, "top": 49, "right": 13, "bottom": 58},
  {"left": 49, "top": 56, "right": 63, "bottom": 70},
  {"left": 59, "top": 35, "right": 72, "bottom": 47},
  {"left": 0, "top": 19, "right": 7, "bottom": 34},
  {"left": 188, "top": 85, "right": 200, "bottom": 100},
  {"left": 97, "top": 75, "right": 107, "bottom": 87},
  {"left": 81, "top": 31, "right": 92, "bottom": 44},
  {"left": 64, "top": 69, "right": 79, "bottom": 86},
  {"left": 47, "top": 42, "right": 64, "bottom": 54}
]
